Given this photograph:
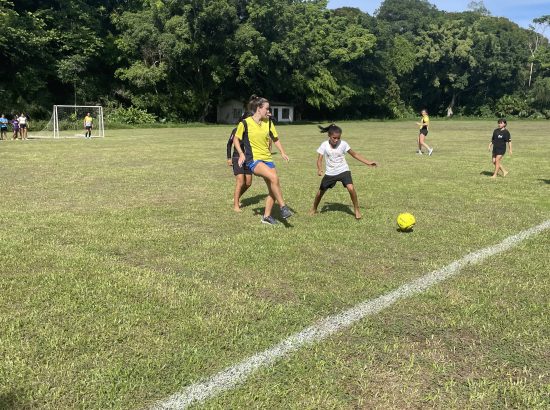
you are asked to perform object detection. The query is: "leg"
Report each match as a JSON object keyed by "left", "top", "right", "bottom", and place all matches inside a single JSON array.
[
  {"left": 491, "top": 155, "right": 502, "bottom": 178},
  {"left": 310, "top": 189, "right": 327, "bottom": 215},
  {"left": 346, "top": 184, "right": 362, "bottom": 219},
  {"left": 233, "top": 174, "right": 245, "bottom": 212},
  {"left": 419, "top": 133, "right": 431, "bottom": 152},
  {"left": 253, "top": 163, "right": 285, "bottom": 217}
]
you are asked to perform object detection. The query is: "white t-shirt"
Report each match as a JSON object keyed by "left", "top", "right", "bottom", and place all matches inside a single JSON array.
[
  {"left": 317, "top": 140, "right": 351, "bottom": 176},
  {"left": 18, "top": 116, "right": 27, "bottom": 125}
]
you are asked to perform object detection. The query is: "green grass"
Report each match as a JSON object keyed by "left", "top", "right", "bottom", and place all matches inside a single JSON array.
[{"left": 0, "top": 120, "right": 548, "bottom": 409}]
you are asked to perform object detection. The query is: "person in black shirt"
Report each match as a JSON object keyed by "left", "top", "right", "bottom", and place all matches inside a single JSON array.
[
  {"left": 227, "top": 112, "right": 253, "bottom": 212},
  {"left": 488, "top": 118, "right": 512, "bottom": 178}
]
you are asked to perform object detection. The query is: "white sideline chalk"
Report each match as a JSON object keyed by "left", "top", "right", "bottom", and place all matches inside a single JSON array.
[{"left": 152, "top": 220, "right": 550, "bottom": 409}]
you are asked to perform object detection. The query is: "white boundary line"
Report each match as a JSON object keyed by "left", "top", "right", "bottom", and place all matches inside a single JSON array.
[{"left": 152, "top": 220, "right": 550, "bottom": 409}]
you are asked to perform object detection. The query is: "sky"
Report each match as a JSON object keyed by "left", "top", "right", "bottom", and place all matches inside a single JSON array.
[{"left": 327, "top": 0, "right": 549, "bottom": 31}]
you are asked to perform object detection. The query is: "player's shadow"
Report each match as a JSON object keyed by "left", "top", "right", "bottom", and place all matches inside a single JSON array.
[
  {"left": 538, "top": 179, "right": 550, "bottom": 184},
  {"left": 241, "top": 194, "right": 267, "bottom": 208},
  {"left": 320, "top": 202, "right": 355, "bottom": 217},
  {"left": 480, "top": 171, "right": 493, "bottom": 176}
]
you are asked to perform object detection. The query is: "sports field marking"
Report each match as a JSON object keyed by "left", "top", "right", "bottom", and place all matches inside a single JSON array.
[{"left": 152, "top": 220, "right": 550, "bottom": 409}]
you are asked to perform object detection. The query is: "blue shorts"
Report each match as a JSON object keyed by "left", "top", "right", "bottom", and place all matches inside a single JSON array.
[{"left": 247, "top": 160, "right": 275, "bottom": 173}]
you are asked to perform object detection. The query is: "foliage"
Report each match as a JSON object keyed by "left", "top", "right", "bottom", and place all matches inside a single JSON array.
[
  {"left": 106, "top": 106, "right": 157, "bottom": 124},
  {"left": 0, "top": 0, "right": 548, "bottom": 120}
]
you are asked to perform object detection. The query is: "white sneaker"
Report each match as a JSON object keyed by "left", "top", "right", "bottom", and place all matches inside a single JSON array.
[
  {"left": 417, "top": 150, "right": 423, "bottom": 155},
  {"left": 428, "top": 148, "right": 433, "bottom": 156}
]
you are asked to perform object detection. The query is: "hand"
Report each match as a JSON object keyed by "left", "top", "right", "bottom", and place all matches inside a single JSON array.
[
  {"left": 317, "top": 169, "right": 323, "bottom": 176},
  {"left": 238, "top": 153, "right": 245, "bottom": 167},
  {"left": 227, "top": 159, "right": 232, "bottom": 167},
  {"left": 368, "top": 161, "right": 378, "bottom": 167},
  {"left": 281, "top": 153, "right": 290, "bottom": 162}
]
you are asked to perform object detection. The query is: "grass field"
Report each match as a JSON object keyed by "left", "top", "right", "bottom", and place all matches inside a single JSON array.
[{"left": 0, "top": 120, "right": 549, "bottom": 409}]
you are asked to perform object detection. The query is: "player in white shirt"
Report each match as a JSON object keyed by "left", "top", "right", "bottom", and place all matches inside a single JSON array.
[
  {"left": 17, "top": 113, "right": 29, "bottom": 140},
  {"left": 310, "top": 124, "right": 377, "bottom": 220}
]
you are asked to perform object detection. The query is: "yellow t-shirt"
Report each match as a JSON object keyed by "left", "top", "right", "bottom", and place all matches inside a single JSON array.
[
  {"left": 235, "top": 117, "right": 278, "bottom": 162},
  {"left": 419, "top": 114, "right": 429, "bottom": 130},
  {"left": 84, "top": 116, "right": 93, "bottom": 127}
]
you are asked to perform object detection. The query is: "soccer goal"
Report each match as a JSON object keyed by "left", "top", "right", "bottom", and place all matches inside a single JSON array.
[{"left": 30, "top": 105, "right": 104, "bottom": 139}]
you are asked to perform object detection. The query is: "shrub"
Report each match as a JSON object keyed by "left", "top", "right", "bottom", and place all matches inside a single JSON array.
[{"left": 105, "top": 106, "right": 157, "bottom": 125}]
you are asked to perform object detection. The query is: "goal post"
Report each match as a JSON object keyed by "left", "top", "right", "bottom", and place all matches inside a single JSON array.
[{"left": 30, "top": 105, "right": 104, "bottom": 139}]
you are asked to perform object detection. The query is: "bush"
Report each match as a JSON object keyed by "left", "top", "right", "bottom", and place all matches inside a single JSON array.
[
  {"left": 495, "top": 94, "right": 531, "bottom": 118},
  {"left": 105, "top": 106, "right": 157, "bottom": 125}
]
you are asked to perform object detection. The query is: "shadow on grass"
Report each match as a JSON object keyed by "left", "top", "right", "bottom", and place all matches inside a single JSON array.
[
  {"left": 0, "top": 391, "right": 28, "bottom": 410},
  {"left": 538, "top": 179, "right": 550, "bottom": 184},
  {"left": 480, "top": 171, "right": 494, "bottom": 176},
  {"left": 241, "top": 194, "right": 267, "bottom": 208},
  {"left": 320, "top": 202, "right": 355, "bottom": 217}
]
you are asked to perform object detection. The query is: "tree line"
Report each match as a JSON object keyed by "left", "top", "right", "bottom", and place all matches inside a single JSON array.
[{"left": 1, "top": 0, "right": 548, "bottom": 122}]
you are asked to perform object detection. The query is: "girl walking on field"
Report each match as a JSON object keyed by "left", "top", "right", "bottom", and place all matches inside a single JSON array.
[
  {"left": 310, "top": 124, "right": 377, "bottom": 220},
  {"left": 233, "top": 95, "right": 292, "bottom": 225},
  {"left": 489, "top": 118, "right": 512, "bottom": 178},
  {"left": 416, "top": 109, "right": 433, "bottom": 155}
]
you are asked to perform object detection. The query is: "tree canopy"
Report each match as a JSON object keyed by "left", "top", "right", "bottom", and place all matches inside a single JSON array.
[{"left": 0, "top": 0, "right": 548, "bottom": 121}]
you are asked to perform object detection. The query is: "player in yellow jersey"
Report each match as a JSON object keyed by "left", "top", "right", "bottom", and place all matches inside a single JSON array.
[
  {"left": 416, "top": 109, "right": 433, "bottom": 155},
  {"left": 233, "top": 95, "right": 292, "bottom": 225},
  {"left": 83, "top": 113, "right": 93, "bottom": 138}
]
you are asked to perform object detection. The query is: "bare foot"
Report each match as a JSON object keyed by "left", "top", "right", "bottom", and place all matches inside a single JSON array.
[
  {"left": 355, "top": 210, "right": 362, "bottom": 220},
  {"left": 233, "top": 207, "right": 243, "bottom": 213},
  {"left": 490, "top": 175, "right": 497, "bottom": 179},
  {"left": 503, "top": 171, "right": 509, "bottom": 177},
  {"left": 309, "top": 209, "right": 318, "bottom": 216}
]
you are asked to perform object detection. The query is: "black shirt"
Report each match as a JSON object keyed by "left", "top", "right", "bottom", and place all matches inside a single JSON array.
[{"left": 492, "top": 128, "right": 511, "bottom": 149}]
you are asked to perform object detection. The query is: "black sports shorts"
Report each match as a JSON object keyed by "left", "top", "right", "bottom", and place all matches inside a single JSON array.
[
  {"left": 320, "top": 171, "right": 353, "bottom": 191},
  {"left": 232, "top": 157, "right": 253, "bottom": 176},
  {"left": 492, "top": 146, "right": 506, "bottom": 156},
  {"left": 419, "top": 127, "right": 428, "bottom": 136}
]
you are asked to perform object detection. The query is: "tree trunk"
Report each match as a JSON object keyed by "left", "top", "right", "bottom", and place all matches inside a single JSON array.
[{"left": 447, "top": 93, "right": 456, "bottom": 117}]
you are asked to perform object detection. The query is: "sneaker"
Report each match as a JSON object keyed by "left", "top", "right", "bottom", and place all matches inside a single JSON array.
[
  {"left": 261, "top": 215, "right": 278, "bottom": 225},
  {"left": 428, "top": 148, "right": 433, "bottom": 156},
  {"left": 417, "top": 150, "right": 423, "bottom": 155},
  {"left": 280, "top": 205, "right": 293, "bottom": 219}
]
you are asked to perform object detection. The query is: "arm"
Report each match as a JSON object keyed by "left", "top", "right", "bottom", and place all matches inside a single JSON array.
[
  {"left": 274, "top": 139, "right": 289, "bottom": 162},
  {"left": 348, "top": 149, "right": 377, "bottom": 167},
  {"left": 508, "top": 141, "right": 512, "bottom": 155},
  {"left": 316, "top": 153, "right": 323, "bottom": 176},
  {"left": 226, "top": 135, "right": 233, "bottom": 165},
  {"left": 232, "top": 136, "right": 246, "bottom": 166}
]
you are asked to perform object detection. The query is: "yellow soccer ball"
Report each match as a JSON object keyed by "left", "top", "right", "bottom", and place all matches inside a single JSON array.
[{"left": 397, "top": 213, "right": 416, "bottom": 231}]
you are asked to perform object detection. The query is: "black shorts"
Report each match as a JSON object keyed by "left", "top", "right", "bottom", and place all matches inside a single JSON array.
[
  {"left": 85, "top": 126, "right": 92, "bottom": 130},
  {"left": 20, "top": 124, "right": 27, "bottom": 129},
  {"left": 493, "top": 147, "right": 506, "bottom": 156},
  {"left": 232, "top": 157, "right": 252, "bottom": 176},
  {"left": 0, "top": 127, "right": 7, "bottom": 132},
  {"left": 419, "top": 128, "right": 428, "bottom": 136},
  {"left": 320, "top": 171, "right": 353, "bottom": 191}
]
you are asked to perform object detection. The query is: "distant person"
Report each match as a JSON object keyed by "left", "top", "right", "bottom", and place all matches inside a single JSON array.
[
  {"left": 416, "top": 109, "right": 433, "bottom": 155},
  {"left": 0, "top": 114, "right": 8, "bottom": 140},
  {"left": 11, "top": 115, "right": 20, "bottom": 140},
  {"left": 83, "top": 112, "right": 93, "bottom": 138},
  {"left": 227, "top": 112, "right": 253, "bottom": 212},
  {"left": 17, "top": 113, "right": 28, "bottom": 139},
  {"left": 233, "top": 95, "right": 292, "bottom": 225},
  {"left": 488, "top": 118, "right": 512, "bottom": 178},
  {"left": 310, "top": 124, "right": 378, "bottom": 220}
]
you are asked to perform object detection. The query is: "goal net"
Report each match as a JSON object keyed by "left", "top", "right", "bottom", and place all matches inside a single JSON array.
[{"left": 30, "top": 105, "right": 104, "bottom": 138}]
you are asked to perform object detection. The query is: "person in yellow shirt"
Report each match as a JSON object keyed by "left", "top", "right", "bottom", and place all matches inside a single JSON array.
[
  {"left": 233, "top": 95, "right": 292, "bottom": 225},
  {"left": 83, "top": 113, "right": 93, "bottom": 138},
  {"left": 416, "top": 109, "right": 433, "bottom": 155}
]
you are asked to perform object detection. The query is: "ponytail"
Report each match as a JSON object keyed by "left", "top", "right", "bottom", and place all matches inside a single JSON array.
[{"left": 318, "top": 123, "right": 342, "bottom": 135}]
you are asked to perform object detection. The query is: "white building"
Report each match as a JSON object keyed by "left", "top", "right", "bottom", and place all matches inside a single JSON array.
[{"left": 217, "top": 100, "right": 295, "bottom": 124}]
